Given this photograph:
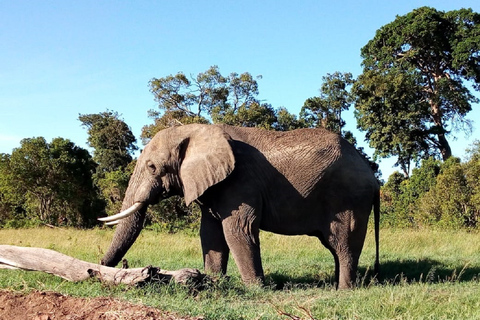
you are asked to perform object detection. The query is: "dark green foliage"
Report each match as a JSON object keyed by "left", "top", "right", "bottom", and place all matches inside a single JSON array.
[
  {"left": 274, "top": 107, "right": 306, "bottom": 131},
  {"left": 95, "top": 161, "right": 135, "bottom": 216},
  {"left": 79, "top": 111, "right": 138, "bottom": 217},
  {"left": 0, "top": 137, "right": 103, "bottom": 227},
  {"left": 354, "top": 7, "right": 480, "bottom": 174},
  {"left": 79, "top": 110, "right": 138, "bottom": 173}
]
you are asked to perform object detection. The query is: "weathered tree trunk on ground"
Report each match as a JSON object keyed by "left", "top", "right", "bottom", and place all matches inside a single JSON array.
[{"left": 0, "top": 245, "right": 205, "bottom": 286}]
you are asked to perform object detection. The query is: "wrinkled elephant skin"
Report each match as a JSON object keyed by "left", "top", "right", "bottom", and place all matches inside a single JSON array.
[{"left": 100, "top": 124, "right": 380, "bottom": 289}]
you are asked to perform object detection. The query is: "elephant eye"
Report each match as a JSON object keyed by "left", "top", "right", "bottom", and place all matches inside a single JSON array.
[{"left": 146, "top": 161, "right": 157, "bottom": 174}]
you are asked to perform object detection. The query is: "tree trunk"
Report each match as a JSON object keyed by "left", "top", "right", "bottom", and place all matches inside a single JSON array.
[
  {"left": 0, "top": 245, "right": 205, "bottom": 286},
  {"left": 430, "top": 102, "right": 452, "bottom": 160},
  {"left": 437, "top": 132, "right": 452, "bottom": 160}
]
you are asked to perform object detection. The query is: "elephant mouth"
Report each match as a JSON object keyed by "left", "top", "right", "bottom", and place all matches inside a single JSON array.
[{"left": 98, "top": 202, "right": 145, "bottom": 225}]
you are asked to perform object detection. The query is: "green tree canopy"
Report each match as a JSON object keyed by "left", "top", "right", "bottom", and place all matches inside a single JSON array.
[
  {"left": 0, "top": 137, "right": 101, "bottom": 227},
  {"left": 143, "top": 65, "right": 300, "bottom": 143},
  {"left": 79, "top": 110, "right": 138, "bottom": 172},
  {"left": 79, "top": 111, "right": 138, "bottom": 216},
  {"left": 300, "top": 72, "right": 355, "bottom": 134},
  {"left": 354, "top": 7, "right": 480, "bottom": 176}
]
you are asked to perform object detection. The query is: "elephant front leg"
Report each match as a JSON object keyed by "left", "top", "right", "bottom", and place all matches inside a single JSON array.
[
  {"left": 200, "top": 213, "right": 230, "bottom": 276},
  {"left": 222, "top": 209, "right": 264, "bottom": 285}
]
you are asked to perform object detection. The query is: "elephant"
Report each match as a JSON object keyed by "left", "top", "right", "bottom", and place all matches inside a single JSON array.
[{"left": 99, "top": 124, "right": 380, "bottom": 289}]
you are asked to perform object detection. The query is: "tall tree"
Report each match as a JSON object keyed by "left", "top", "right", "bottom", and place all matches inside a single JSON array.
[
  {"left": 79, "top": 111, "right": 137, "bottom": 173},
  {"left": 354, "top": 7, "right": 480, "bottom": 175},
  {"left": 79, "top": 111, "right": 138, "bottom": 215}
]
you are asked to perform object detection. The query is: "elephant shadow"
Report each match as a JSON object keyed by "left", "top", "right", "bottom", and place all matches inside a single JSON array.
[
  {"left": 374, "top": 258, "right": 480, "bottom": 285},
  {"left": 265, "top": 258, "right": 480, "bottom": 290}
]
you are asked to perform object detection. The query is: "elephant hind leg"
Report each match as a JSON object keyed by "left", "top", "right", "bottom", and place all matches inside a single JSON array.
[
  {"left": 318, "top": 234, "right": 360, "bottom": 289},
  {"left": 336, "top": 249, "right": 360, "bottom": 289},
  {"left": 317, "top": 211, "right": 368, "bottom": 289}
]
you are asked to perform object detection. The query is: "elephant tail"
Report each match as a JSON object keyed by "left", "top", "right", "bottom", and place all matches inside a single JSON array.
[{"left": 373, "top": 188, "right": 380, "bottom": 276}]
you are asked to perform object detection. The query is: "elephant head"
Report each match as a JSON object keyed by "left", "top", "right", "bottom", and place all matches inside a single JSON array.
[{"left": 100, "top": 124, "right": 235, "bottom": 267}]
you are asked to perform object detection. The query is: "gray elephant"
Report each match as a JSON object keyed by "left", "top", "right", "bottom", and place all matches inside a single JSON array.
[{"left": 99, "top": 124, "right": 380, "bottom": 289}]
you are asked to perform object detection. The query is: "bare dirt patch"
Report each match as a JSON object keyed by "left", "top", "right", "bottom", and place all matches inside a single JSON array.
[{"left": 0, "top": 290, "right": 202, "bottom": 320}]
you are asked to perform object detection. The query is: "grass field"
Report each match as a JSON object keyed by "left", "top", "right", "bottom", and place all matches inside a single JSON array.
[{"left": 1, "top": 227, "right": 480, "bottom": 319}]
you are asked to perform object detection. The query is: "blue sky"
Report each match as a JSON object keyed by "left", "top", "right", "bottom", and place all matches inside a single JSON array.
[{"left": 1, "top": 0, "right": 479, "bottom": 178}]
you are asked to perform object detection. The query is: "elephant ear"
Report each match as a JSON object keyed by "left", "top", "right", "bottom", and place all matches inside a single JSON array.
[{"left": 179, "top": 125, "right": 235, "bottom": 205}]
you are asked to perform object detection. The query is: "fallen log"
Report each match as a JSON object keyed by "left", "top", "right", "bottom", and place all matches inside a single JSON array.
[{"left": 0, "top": 245, "right": 206, "bottom": 286}]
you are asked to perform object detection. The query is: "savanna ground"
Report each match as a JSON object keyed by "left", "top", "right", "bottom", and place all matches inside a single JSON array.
[{"left": 0, "top": 226, "right": 480, "bottom": 319}]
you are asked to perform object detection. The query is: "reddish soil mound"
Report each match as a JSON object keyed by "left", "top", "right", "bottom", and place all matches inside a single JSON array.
[{"left": 0, "top": 290, "right": 202, "bottom": 320}]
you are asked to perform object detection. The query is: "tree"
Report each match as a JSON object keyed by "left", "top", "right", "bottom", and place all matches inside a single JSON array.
[
  {"left": 95, "top": 161, "right": 135, "bottom": 215},
  {"left": 79, "top": 111, "right": 138, "bottom": 216},
  {"left": 79, "top": 111, "right": 138, "bottom": 173},
  {"left": 144, "top": 65, "right": 300, "bottom": 142},
  {"left": 274, "top": 107, "right": 306, "bottom": 131},
  {"left": 354, "top": 7, "right": 480, "bottom": 176},
  {"left": 0, "top": 153, "right": 26, "bottom": 225},
  {"left": 213, "top": 101, "right": 277, "bottom": 129},
  {"left": 381, "top": 157, "right": 441, "bottom": 227},
  {"left": 2, "top": 137, "right": 101, "bottom": 227},
  {"left": 465, "top": 140, "right": 480, "bottom": 225},
  {"left": 419, "top": 157, "right": 477, "bottom": 228},
  {"left": 300, "top": 72, "right": 355, "bottom": 135}
]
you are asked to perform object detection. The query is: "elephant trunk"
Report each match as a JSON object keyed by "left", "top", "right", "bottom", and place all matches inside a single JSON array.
[{"left": 101, "top": 179, "right": 148, "bottom": 267}]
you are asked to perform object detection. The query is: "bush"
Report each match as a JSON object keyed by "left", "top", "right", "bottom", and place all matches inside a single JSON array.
[
  {"left": 380, "top": 158, "right": 440, "bottom": 227},
  {"left": 381, "top": 142, "right": 480, "bottom": 229}
]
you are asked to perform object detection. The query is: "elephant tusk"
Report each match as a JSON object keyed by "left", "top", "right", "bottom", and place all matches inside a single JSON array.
[
  {"left": 98, "top": 202, "right": 144, "bottom": 223},
  {"left": 105, "top": 220, "right": 119, "bottom": 226}
]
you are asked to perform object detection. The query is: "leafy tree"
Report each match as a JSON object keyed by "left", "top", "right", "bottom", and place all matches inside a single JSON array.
[
  {"left": 274, "top": 107, "right": 306, "bottom": 131},
  {"left": 301, "top": 72, "right": 355, "bottom": 135},
  {"left": 381, "top": 146, "right": 480, "bottom": 229},
  {"left": 380, "top": 171, "right": 405, "bottom": 219},
  {"left": 0, "top": 153, "right": 26, "bottom": 225},
  {"left": 95, "top": 161, "right": 135, "bottom": 215},
  {"left": 79, "top": 111, "right": 138, "bottom": 216},
  {"left": 418, "top": 142, "right": 480, "bottom": 228},
  {"left": 79, "top": 110, "right": 138, "bottom": 173},
  {"left": 464, "top": 141, "right": 480, "bottom": 224},
  {"left": 1, "top": 137, "right": 101, "bottom": 227},
  {"left": 147, "top": 197, "right": 201, "bottom": 234},
  {"left": 213, "top": 101, "right": 277, "bottom": 129},
  {"left": 419, "top": 157, "right": 476, "bottom": 228},
  {"left": 354, "top": 7, "right": 480, "bottom": 176},
  {"left": 144, "top": 65, "right": 300, "bottom": 142},
  {"left": 381, "top": 158, "right": 441, "bottom": 227}
]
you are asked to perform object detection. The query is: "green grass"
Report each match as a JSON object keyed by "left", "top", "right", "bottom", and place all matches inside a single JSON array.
[{"left": 1, "top": 227, "right": 480, "bottom": 319}]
